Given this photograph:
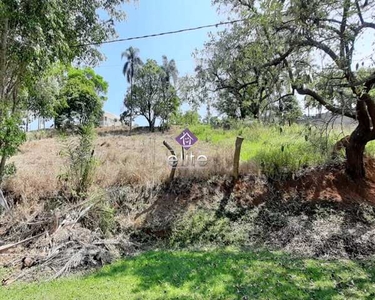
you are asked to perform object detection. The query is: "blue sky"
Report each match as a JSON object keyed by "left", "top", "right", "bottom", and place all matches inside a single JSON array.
[{"left": 94, "top": 0, "right": 223, "bottom": 125}]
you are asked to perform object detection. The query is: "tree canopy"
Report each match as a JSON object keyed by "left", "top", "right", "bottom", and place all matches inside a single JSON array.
[
  {"left": 192, "top": 0, "right": 375, "bottom": 178},
  {"left": 122, "top": 59, "right": 180, "bottom": 132},
  {"left": 55, "top": 67, "right": 108, "bottom": 129},
  {"left": 0, "top": 0, "right": 129, "bottom": 180}
]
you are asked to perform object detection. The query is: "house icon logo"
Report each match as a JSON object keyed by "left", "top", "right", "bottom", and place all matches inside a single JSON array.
[{"left": 175, "top": 128, "right": 198, "bottom": 150}]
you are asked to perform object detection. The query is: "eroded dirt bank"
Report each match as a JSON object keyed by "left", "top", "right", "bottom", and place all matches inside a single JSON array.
[{"left": 2, "top": 159, "right": 375, "bottom": 284}]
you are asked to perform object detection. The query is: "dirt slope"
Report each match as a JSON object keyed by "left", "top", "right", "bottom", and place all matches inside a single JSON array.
[{"left": 280, "top": 157, "right": 375, "bottom": 204}]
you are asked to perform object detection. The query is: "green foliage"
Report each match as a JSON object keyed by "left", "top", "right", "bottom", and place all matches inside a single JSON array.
[
  {"left": 81, "top": 194, "right": 116, "bottom": 235},
  {"left": 25, "top": 64, "right": 65, "bottom": 121},
  {"left": 277, "top": 95, "right": 303, "bottom": 126},
  {"left": 190, "top": 123, "right": 344, "bottom": 178},
  {"left": 124, "top": 59, "right": 180, "bottom": 131},
  {"left": 122, "top": 46, "right": 143, "bottom": 83},
  {"left": 0, "top": 113, "right": 26, "bottom": 158},
  {"left": 58, "top": 125, "right": 97, "bottom": 200},
  {"left": 55, "top": 67, "right": 108, "bottom": 129},
  {"left": 254, "top": 143, "right": 319, "bottom": 179},
  {"left": 170, "top": 209, "right": 247, "bottom": 247},
  {"left": 98, "top": 203, "right": 116, "bottom": 234},
  {"left": 1, "top": 0, "right": 127, "bottom": 72},
  {"left": 3, "top": 250, "right": 375, "bottom": 299},
  {"left": 0, "top": 110, "right": 26, "bottom": 181},
  {"left": 2, "top": 162, "right": 17, "bottom": 180},
  {"left": 170, "top": 110, "right": 201, "bottom": 126},
  {"left": 0, "top": 0, "right": 127, "bottom": 181}
]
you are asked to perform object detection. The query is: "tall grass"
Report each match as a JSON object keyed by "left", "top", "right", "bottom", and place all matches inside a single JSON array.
[{"left": 190, "top": 122, "right": 352, "bottom": 178}]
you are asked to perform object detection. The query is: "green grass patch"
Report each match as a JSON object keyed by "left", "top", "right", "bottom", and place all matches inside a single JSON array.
[
  {"left": 190, "top": 123, "right": 375, "bottom": 177},
  {"left": 2, "top": 250, "right": 375, "bottom": 300}
]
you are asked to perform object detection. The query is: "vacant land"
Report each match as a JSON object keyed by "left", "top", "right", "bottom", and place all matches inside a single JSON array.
[
  {"left": 6, "top": 124, "right": 375, "bottom": 202},
  {"left": 2, "top": 250, "right": 375, "bottom": 300},
  {"left": 4, "top": 126, "right": 236, "bottom": 201},
  {"left": 3, "top": 125, "right": 375, "bottom": 297}
]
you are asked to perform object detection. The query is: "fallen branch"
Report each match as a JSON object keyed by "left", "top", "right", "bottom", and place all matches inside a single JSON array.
[
  {"left": 0, "top": 189, "right": 10, "bottom": 211},
  {"left": 0, "top": 232, "right": 45, "bottom": 254}
]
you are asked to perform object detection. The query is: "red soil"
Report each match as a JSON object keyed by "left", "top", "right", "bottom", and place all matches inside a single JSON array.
[{"left": 279, "top": 157, "right": 375, "bottom": 204}]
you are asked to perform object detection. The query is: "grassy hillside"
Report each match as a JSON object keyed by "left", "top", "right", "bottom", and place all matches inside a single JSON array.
[
  {"left": 5, "top": 123, "right": 375, "bottom": 201},
  {"left": 191, "top": 123, "right": 375, "bottom": 177},
  {"left": 3, "top": 124, "right": 375, "bottom": 296}
]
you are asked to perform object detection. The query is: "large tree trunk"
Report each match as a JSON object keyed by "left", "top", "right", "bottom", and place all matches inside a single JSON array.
[
  {"left": 344, "top": 93, "right": 375, "bottom": 180},
  {"left": 149, "top": 121, "right": 155, "bottom": 132},
  {"left": 346, "top": 126, "right": 369, "bottom": 179}
]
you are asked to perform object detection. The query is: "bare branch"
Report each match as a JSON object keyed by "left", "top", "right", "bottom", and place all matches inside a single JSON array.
[
  {"left": 355, "top": 0, "right": 365, "bottom": 24},
  {"left": 261, "top": 47, "right": 295, "bottom": 68},
  {"left": 293, "top": 85, "right": 356, "bottom": 119}
]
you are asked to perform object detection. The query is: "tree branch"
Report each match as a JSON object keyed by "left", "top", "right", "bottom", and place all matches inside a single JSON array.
[
  {"left": 355, "top": 0, "right": 365, "bottom": 24},
  {"left": 261, "top": 47, "right": 295, "bottom": 68},
  {"left": 293, "top": 85, "right": 356, "bottom": 119}
]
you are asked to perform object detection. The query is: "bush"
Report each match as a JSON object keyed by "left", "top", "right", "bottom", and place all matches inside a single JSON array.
[
  {"left": 58, "top": 125, "right": 98, "bottom": 200},
  {"left": 80, "top": 193, "right": 117, "bottom": 235},
  {"left": 169, "top": 208, "right": 247, "bottom": 247},
  {"left": 254, "top": 142, "right": 315, "bottom": 179}
]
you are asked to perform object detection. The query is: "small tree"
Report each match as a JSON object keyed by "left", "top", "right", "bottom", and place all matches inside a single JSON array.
[
  {"left": 55, "top": 68, "right": 108, "bottom": 129},
  {"left": 170, "top": 110, "right": 201, "bottom": 126},
  {"left": 122, "top": 47, "right": 143, "bottom": 133},
  {"left": 124, "top": 59, "right": 180, "bottom": 132},
  {"left": 277, "top": 95, "right": 302, "bottom": 126}
]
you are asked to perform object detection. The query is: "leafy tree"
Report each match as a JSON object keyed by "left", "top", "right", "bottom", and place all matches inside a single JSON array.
[
  {"left": 121, "top": 47, "right": 143, "bottom": 133},
  {"left": 123, "top": 59, "right": 180, "bottom": 132},
  {"left": 277, "top": 95, "right": 302, "bottom": 126},
  {"left": 193, "top": 27, "right": 282, "bottom": 121},
  {"left": 159, "top": 55, "right": 179, "bottom": 130},
  {"left": 177, "top": 73, "right": 214, "bottom": 124},
  {"left": 170, "top": 110, "right": 201, "bottom": 126},
  {"left": 161, "top": 55, "right": 178, "bottom": 86},
  {"left": 55, "top": 67, "right": 108, "bottom": 129},
  {"left": 0, "top": 0, "right": 129, "bottom": 182},
  {"left": 214, "top": 0, "right": 375, "bottom": 179},
  {"left": 24, "top": 64, "right": 66, "bottom": 130}
]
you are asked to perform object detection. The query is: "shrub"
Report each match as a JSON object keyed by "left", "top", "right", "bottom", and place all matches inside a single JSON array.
[
  {"left": 80, "top": 193, "right": 117, "bottom": 235},
  {"left": 169, "top": 208, "right": 247, "bottom": 247},
  {"left": 254, "top": 143, "right": 314, "bottom": 179},
  {"left": 58, "top": 125, "right": 98, "bottom": 200}
]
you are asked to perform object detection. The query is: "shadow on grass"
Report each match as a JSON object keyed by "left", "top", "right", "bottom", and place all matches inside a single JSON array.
[{"left": 92, "top": 250, "right": 375, "bottom": 299}]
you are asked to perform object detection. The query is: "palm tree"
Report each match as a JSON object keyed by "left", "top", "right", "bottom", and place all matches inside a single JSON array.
[
  {"left": 121, "top": 47, "right": 142, "bottom": 133},
  {"left": 160, "top": 56, "right": 178, "bottom": 130},
  {"left": 161, "top": 55, "right": 178, "bottom": 86}
]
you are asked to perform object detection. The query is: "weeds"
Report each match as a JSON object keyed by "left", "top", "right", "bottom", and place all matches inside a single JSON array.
[
  {"left": 6, "top": 123, "right": 375, "bottom": 201},
  {"left": 169, "top": 208, "right": 248, "bottom": 248},
  {"left": 191, "top": 123, "right": 350, "bottom": 179},
  {"left": 81, "top": 192, "right": 116, "bottom": 235},
  {"left": 58, "top": 125, "right": 97, "bottom": 201}
]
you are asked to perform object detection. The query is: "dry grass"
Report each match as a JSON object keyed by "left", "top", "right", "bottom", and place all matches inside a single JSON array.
[{"left": 3, "top": 126, "right": 255, "bottom": 201}]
